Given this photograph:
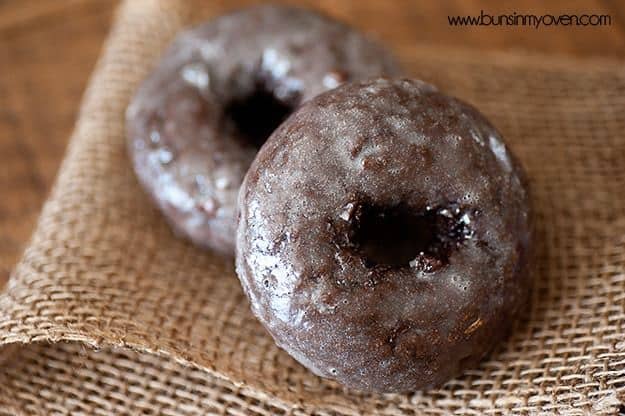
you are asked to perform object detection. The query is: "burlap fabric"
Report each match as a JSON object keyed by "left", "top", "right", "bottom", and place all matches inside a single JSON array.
[{"left": 1, "top": 0, "right": 625, "bottom": 414}]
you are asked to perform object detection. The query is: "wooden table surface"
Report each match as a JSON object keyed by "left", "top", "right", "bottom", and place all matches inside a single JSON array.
[{"left": 1, "top": 0, "right": 624, "bottom": 285}]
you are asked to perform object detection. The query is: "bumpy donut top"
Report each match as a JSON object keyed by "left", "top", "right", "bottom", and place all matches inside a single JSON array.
[
  {"left": 126, "top": 5, "right": 400, "bottom": 254},
  {"left": 236, "top": 79, "right": 532, "bottom": 392}
]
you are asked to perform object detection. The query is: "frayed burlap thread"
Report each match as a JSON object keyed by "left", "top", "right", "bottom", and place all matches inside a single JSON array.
[{"left": 1, "top": 1, "right": 624, "bottom": 414}]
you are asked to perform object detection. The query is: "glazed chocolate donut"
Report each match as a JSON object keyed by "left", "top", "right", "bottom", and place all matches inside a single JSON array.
[
  {"left": 236, "top": 79, "right": 533, "bottom": 392},
  {"left": 126, "top": 5, "right": 401, "bottom": 255}
]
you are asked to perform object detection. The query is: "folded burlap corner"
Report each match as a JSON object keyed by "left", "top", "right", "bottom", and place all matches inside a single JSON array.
[{"left": 1, "top": 1, "right": 624, "bottom": 414}]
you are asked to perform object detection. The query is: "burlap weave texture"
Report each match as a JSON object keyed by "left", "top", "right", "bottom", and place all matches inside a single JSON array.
[{"left": 0, "top": 1, "right": 624, "bottom": 414}]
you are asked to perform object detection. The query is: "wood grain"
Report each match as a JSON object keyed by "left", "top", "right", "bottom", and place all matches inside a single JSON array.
[
  {"left": 1, "top": 0, "right": 624, "bottom": 285},
  {"left": 0, "top": 0, "right": 114, "bottom": 283}
]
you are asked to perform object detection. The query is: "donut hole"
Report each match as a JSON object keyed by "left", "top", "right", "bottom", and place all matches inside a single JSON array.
[
  {"left": 225, "top": 82, "right": 295, "bottom": 148},
  {"left": 351, "top": 204, "right": 474, "bottom": 271}
]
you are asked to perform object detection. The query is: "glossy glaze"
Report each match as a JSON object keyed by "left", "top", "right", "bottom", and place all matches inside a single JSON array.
[
  {"left": 236, "top": 79, "right": 533, "bottom": 392},
  {"left": 126, "top": 5, "right": 401, "bottom": 254}
]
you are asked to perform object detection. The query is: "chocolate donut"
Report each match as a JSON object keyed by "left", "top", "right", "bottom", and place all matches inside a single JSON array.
[
  {"left": 126, "top": 5, "right": 401, "bottom": 255},
  {"left": 236, "top": 79, "right": 532, "bottom": 392}
]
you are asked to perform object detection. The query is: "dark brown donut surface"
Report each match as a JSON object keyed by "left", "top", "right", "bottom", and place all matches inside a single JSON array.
[
  {"left": 236, "top": 79, "right": 533, "bottom": 393},
  {"left": 126, "top": 5, "right": 400, "bottom": 255}
]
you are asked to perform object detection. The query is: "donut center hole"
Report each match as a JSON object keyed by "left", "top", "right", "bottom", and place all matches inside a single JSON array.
[
  {"left": 225, "top": 83, "right": 295, "bottom": 149},
  {"left": 352, "top": 204, "right": 474, "bottom": 271}
]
